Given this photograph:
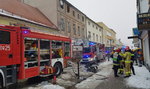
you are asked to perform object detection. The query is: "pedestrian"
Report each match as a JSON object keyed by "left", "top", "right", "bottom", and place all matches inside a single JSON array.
[
  {"left": 111, "top": 49, "right": 120, "bottom": 77},
  {"left": 123, "top": 48, "right": 132, "bottom": 78}
]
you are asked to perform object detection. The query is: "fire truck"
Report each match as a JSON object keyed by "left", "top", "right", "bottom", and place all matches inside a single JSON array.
[
  {"left": 0, "top": 25, "right": 71, "bottom": 88},
  {"left": 81, "top": 42, "right": 105, "bottom": 63}
]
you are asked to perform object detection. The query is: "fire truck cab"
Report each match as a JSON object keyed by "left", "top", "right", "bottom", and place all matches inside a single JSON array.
[
  {"left": 81, "top": 42, "right": 105, "bottom": 64},
  {"left": 0, "top": 25, "right": 71, "bottom": 88}
]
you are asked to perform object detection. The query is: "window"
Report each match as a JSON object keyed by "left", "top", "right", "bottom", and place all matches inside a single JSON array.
[
  {"left": 96, "top": 34, "right": 98, "bottom": 41},
  {"left": 93, "top": 33, "right": 95, "bottom": 41},
  {"left": 59, "top": 18, "right": 65, "bottom": 31},
  {"left": 40, "top": 40, "right": 50, "bottom": 60},
  {"left": 0, "top": 30, "right": 10, "bottom": 44},
  {"left": 88, "top": 22, "right": 90, "bottom": 25},
  {"left": 82, "top": 28, "right": 85, "bottom": 37},
  {"left": 93, "top": 24, "right": 94, "bottom": 28},
  {"left": 67, "top": 5, "right": 70, "bottom": 13},
  {"left": 73, "top": 24, "right": 76, "bottom": 35},
  {"left": 82, "top": 16, "right": 84, "bottom": 22},
  {"left": 64, "top": 42, "right": 70, "bottom": 57},
  {"left": 99, "top": 29, "right": 101, "bottom": 31},
  {"left": 100, "top": 36, "right": 102, "bottom": 43},
  {"left": 78, "top": 14, "right": 80, "bottom": 19},
  {"left": 78, "top": 26, "right": 80, "bottom": 36},
  {"left": 88, "top": 31, "right": 91, "bottom": 39},
  {"left": 96, "top": 26, "right": 98, "bottom": 29},
  {"left": 73, "top": 11, "right": 75, "bottom": 17},
  {"left": 24, "top": 38, "right": 38, "bottom": 67},
  {"left": 59, "top": 0, "right": 64, "bottom": 9},
  {"left": 107, "top": 40, "right": 109, "bottom": 44},
  {"left": 68, "top": 22, "right": 71, "bottom": 33},
  {"left": 52, "top": 41, "right": 62, "bottom": 58}
]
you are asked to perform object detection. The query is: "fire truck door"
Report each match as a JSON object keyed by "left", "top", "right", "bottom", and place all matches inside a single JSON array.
[{"left": 0, "top": 29, "right": 15, "bottom": 66}]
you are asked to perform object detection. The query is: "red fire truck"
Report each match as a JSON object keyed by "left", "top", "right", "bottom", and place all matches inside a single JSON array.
[
  {"left": 81, "top": 42, "right": 105, "bottom": 63},
  {"left": 0, "top": 25, "right": 71, "bottom": 88}
]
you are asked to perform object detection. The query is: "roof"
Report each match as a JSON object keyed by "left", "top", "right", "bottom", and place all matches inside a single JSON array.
[
  {"left": 97, "top": 22, "right": 116, "bottom": 34},
  {"left": 0, "top": 0, "right": 57, "bottom": 29}
]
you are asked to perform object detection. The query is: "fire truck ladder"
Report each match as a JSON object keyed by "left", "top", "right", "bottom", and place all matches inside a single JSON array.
[{"left": 6, "top": 65, "right": 17, "bottom": 86}]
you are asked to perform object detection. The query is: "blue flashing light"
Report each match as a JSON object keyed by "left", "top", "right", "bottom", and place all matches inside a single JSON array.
[
  {"left": 89, "top": 42, "right": 95, "bottom": 46},
  {"left": 105, "top": 51, "right": 110, "bottom": 54},
  {"left": 83, "top": 55, "right": 90, "bottom": 58},
  {"left": 23, "top": 30, "right": 30, "bottom": 34}
]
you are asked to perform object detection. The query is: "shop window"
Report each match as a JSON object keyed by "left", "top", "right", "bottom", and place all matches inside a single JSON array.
[
  {"left": 52, "top": 41, "right": 62, "bottom": 58},
  {"left": 0, "top": 30, "right": 10, "bottom": 44},
  {"left": 64, "top": 42, "right": 70, "bottom": 57},
  {"left": 24, "top": 38, "right": 38, "bottom": 62}
]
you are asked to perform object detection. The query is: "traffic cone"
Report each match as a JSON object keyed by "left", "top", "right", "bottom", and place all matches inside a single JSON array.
[{"left": 52, "top": 75, "right": 57, "bottom": 84}]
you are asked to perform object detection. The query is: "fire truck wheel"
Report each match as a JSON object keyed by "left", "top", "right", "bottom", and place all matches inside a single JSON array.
[
  {"left": 54, "top": 63, "right": 63, "bottom": 76},
  {"left": 0, "top": 76, "right": 3, "bottom": 89}
]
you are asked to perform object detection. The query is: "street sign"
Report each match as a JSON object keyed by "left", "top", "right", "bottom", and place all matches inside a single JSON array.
[
  {"left": 128, "top": 36, "right": 139, "bottom": 39},
  {"left": 73, "top": 46, "right": 83, "bottom": 51},
  {"left": 137, "top": 13, "right": 150, "bottom": 30},
  {"left": 133, "top": 28, "right": 140, "bottom": 35}
]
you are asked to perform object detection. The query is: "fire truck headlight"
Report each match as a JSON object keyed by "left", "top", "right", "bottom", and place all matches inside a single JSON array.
[{"left": 90, "top": 58, "right": 94, "bottom": 61}]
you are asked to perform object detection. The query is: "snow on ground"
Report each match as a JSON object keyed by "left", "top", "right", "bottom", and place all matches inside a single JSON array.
[
  {"left": 126, "top": 66, "right": 150, "bottom": 89},
  {"left": 27, "top": 81, "right": 65, "bottom": 89},
  {"left": 75, "top": 60, "right": 113, "bottom": 89}
]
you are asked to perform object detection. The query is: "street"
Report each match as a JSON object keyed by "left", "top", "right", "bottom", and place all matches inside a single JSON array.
[{"left": 9, "top": 60, "right": 150, "bottom": 89}]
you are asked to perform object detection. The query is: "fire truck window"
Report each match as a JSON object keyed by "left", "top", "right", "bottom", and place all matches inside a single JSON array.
[
  {"left": 83, "top": 48, "right": 91, "bottom": 53},
  {"left": 52, "top": 41, "right": 62, "bottom": 58},
  {"left": 40, "top": 40, "right": 50, "bottom": 60},
  {"left": 0, "top": 30, "right": 10, "bottom": 44},
  {"left": 64, "top": 42, "right": 70, "bottom": 57},
  {"left": 24, "top": 38, "right": 38, "bottom": 62}
]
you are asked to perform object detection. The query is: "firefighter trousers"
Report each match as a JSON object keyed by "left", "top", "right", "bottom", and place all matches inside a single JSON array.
[{"left": 124, "top": 62, "right": 131, "bottom": 76}]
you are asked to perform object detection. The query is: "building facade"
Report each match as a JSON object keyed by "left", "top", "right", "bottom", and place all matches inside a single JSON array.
[
  {"left": 116, "top": 39, "right": 123, "bottom": 49},
  {"left": 22, "top": 0, "right": 86, "bottom": 40},
  {"left": 136, "top": 0, "right": 150, "bottom": 71},
  {"left": 97, "top": 22, "right": 117, "bottom": 49},
  {"left": 86, "top": 17, "right": 103, "bottom": 44}
]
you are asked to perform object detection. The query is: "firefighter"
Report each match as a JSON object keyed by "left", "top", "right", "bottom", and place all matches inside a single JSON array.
[
  {"left": 117, "top": 48, "right": 124, "bottom": 75},
  {"left": 111, "top": 50, "right": 120, "bottom": 77},
  {"left": 123, "top": 48, "right": 132, "bottom": 77}
]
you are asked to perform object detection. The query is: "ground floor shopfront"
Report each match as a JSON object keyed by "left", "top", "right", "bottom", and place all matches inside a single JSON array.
[{"left": 141, "top": 30, "right": 150, "bottom": 71}]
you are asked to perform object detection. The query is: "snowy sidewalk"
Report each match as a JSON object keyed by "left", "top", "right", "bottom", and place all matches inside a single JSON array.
[{"left": 126, "top": 66, "right": 150, "bottom": 89}]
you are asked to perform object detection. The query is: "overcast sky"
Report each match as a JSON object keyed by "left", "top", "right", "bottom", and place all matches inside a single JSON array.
[{"left": 67, "top": 0, "right": 137, "bottom": 47}]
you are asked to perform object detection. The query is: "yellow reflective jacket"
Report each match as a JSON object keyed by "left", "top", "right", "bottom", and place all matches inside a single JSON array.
[{"left": 123, "top": 52, "right": 132, "bottom": 61}]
